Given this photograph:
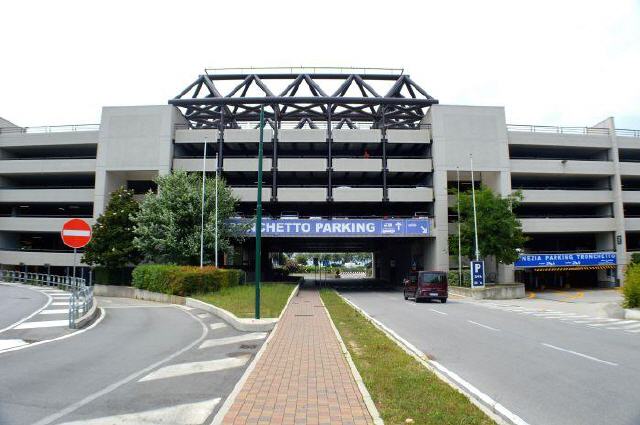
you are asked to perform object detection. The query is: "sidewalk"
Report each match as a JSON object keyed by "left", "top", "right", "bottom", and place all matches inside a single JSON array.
[{"left": 223, "top": 288, "right": 374, "bottom": 425}]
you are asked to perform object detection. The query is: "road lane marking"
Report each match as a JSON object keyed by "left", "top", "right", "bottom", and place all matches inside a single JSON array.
[
  {"left": 209, "top": 323, "right": 227, "bottom": 330},
  {"left": 0, "top": 339, "right": 28, "bottom": 350},
  {"left": 199, "top": 333, "right": 267, "bottom": 349},
  {"left": 0, "top": 286, "right": 52, "bottom": 334},
  {"left": 138, "top": 355, "right": 250, "bottom": 382},
  {"left": 15, "top": 320, "right": 68, "bottom": 329},
  {"left": 573, "top": 318, "right": 618, "bottom": 324},
  {"left": 429, "top": 308, "right": 448, "bottom": 315},
  {"left": 56, "top": 398, "right": 221, "bottom": 425},
  {"left": 467, "top": 320, "right": 500, "bottom": 331},
  {"left": 541, "top": 343, "right": 618, "bottom": 366},
  {"left": 31, "top": 307, "right": 208, "bottom": 425},
  {"left": 39, "top": 309, "right": 69, "bottom": 315},
  {"left": 197, "top": 313, "right": 210, "bottom": 319}
]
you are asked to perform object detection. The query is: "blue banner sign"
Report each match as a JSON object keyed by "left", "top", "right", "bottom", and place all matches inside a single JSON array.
[
  {"left": 471, "top": 260, "right": 485, "bottom": 288},
  {"left": 514, "top": 252, "right": 616, "bottom": 268},
  {"left": 228, "top": 218, "right": 430, "bottom": 238}
]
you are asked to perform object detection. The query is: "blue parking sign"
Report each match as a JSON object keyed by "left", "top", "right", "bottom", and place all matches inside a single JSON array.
[{"left": 471, "top": 261, "right": 485, "bottom": 288}]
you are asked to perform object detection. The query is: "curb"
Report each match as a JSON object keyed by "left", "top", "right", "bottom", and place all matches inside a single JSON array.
[
  {"left": 337, "top": 293, "right": 529, "bottom": 425},
  {"left": 74, "top": 299, "right": 100, "bottom": 329},
  {"left": 186, "top": 298, "right": 278, "bottom": 332},
  {"left": 319, "top": 295, "right": 384, "bottom": 425},
  {"left": 625, "top": 308, "right": 640, "bottom": 320},
  {"left": 210, "top": 283, "right": 300, "bottom": 425}
]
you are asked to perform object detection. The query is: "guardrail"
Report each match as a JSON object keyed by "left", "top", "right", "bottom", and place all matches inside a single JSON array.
[
  {"left": 0, "top": 270, "right": 93, "bottom": 329},
  {"left": 0, "top": 124, "right": 100, "bottom": 134},
  {"left": 617, "top": 129, "right": 640, "bottom": 138}
]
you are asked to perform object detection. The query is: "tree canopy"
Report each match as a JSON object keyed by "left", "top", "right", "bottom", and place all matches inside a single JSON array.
[
  {"left": 449, "top": 186, "right": 526, "bottom": 265},
  {"left": 82, "top": 187, "right": 141, "bottom": 268},
  {"left": 132, "top": 171, "right": 245, "bottom": 265}
]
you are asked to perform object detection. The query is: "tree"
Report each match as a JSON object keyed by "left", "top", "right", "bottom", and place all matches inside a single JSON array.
[
  {"left": 82, "top": 187, "right": 141, "bottom": 268},
  {"left": 132, "top": 170, "right": 245, "bottom": 265},
  {"left": 450, "top": 186, "right": 526, "bottom": 266},
  {"left": 294, "top": 253, "right": 309, "bottom": 265}
]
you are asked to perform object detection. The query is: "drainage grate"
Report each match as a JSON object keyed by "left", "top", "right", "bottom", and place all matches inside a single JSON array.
[{"left": 240, "top": 344, "right": 258, "bottom": 350}]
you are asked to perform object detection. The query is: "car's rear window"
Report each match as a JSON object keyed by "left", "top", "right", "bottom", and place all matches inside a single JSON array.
[{"left": 420, "top": 273, "right": 446, "bottom": 284}]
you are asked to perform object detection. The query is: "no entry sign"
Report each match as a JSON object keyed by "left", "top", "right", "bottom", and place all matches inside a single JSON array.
[{"left": 61, "top": 218, "right": 92, "bottom": 249}]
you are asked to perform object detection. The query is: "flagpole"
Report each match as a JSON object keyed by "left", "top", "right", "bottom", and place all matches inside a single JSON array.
[
  {"left": 200, "top": 137, "right": 207, "bottom": 268},
  {"left": 470, "top": 155, "right": 480, "bottom": 261}
]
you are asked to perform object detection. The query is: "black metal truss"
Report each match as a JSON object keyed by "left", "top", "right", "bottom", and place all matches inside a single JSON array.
[{"left": 170, "top": 72, "right": 438, "bottom": 129}]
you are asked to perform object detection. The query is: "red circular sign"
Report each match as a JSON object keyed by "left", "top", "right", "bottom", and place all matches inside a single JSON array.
[{"left": 61, "top": 218, "right": 92, "bottom": 249}]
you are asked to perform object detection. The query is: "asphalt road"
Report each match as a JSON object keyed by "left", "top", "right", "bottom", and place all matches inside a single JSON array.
[
  {"left": 0, "top": 283, "right": 49, "bottom": 331},
  {"left": 0, "top": 296, "right": 266, "bottom": 425},
  {"left": 341, "top": 288, "right": 640, "bottom": 425}
]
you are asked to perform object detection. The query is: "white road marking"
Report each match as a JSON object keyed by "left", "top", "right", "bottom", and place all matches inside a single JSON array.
[
  {"left": 15, "top": 320, "right": 68, "bottom": 329},
  {"left": 57, "top": 398, "right": 221, "bottom": 425},
  {"left": 541, "top": 343, "right": 618, "bottom": 366},
  {"left": 51, "top": 302, "right": 70, "bottom": 306},
  {"left": 52, "top": 294, "right": 71, "bottom": 298},
  {"left": 626, "top": 329, "right": 640, "bottom": 333},
  {"left": 39, "top": 309, "right": 69, "bottom": 315},
  {"left": 468, "top": 320, "right": 500, "bottom": 331},
  {"left": 615, "top": 322, "right": 640, "bottom": 329},
  {"left": 573, "top": 318, "right": 618, "bottom": 324},
  {"left": 210, "top": 323, "right": 227, "bottom": 330},
  {"left": 180, "top": 306, "right": 195, "bottom": 311},
  {"left": 0, "top": 339, "right": 28, "bottom": 350},
  {"left": 0, "top": 286, "right": 52, "bottom": 334},
  {"left": 429, "top": 308, "right": 448, "bottom": 315},
  {"left": 139, "top": 355, "right": 250, "bottom": 382},
  {"left": 31, "top": 307, "right": 208, "bottom": 425},
  {"left": 199, "top": 333, "right": 267, "bottom": 349},
  {"left": 197, "top": 313, "right": 210, "bottom": 319}
]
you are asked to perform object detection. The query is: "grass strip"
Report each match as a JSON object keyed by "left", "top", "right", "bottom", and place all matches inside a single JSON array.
[
  {"left": 194, "top": 282, "right": 296, "bottom": 318},
  {"left": 320, "top": 289, "right": 494, "bottom": 425}
]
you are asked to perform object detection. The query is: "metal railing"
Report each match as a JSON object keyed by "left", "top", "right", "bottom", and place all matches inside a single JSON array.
[
  {"left": 507, "top": 124, "right": 610, "bottom": 135},
  {"left": 0, "top": 269, "right": 93, "bottom": 329},
  {"left": 0, "top": 124, "right": 100, "bottom": 135},
  {"left": 617, "top": 129, "right": 640, "bottom": 138},
  {"left": 204, "top": 66, "right": 404, "bottom": 76},
  {"left": 175, "top": 122, "right": 431, "bottom": 131}
]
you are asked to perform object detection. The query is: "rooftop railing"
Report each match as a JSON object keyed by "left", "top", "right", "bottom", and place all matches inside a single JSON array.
[
  {"left": 175, "top": 122, "right": 431, "bottom": 131},
  {"left": 0, "top": 124, "right": 99, "bottom": 135},
  {"left": 508, "top": 124, "right": 640, "bottom": 138},
  {"left": 507, "top": 124, "right": 610, "bottom": 135},
  {"left": 204, "top": 66, "right": 404, "bottom": 76}
]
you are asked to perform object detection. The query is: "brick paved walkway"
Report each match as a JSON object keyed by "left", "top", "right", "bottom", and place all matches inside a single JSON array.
[{"left": 223, "top": 288, "right": 374, "bottom": 425}]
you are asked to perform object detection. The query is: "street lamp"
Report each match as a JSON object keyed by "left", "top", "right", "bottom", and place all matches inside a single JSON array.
[
  {"left": 254, "top": 105, "right": 265, "bottom": 319},
  {"left": 200, "top": 136, "right": 207, "bottom": 268}
]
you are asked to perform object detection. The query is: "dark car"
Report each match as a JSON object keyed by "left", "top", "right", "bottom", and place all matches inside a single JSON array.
[{"left": 403, "top": 271, "right": 448, "bottom": 303}]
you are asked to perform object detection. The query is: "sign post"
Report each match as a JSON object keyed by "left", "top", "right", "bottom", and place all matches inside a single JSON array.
[
  {"left": 471, "top": 260, "right": 485, "bottom": 288},
  {"left": 61, "top": 218, "right": 92, "bottom": 280}
]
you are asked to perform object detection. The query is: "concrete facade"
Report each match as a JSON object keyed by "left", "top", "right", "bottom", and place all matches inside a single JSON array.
[{"left": 1, "top": 103, "right": 638, "bottom": 288}]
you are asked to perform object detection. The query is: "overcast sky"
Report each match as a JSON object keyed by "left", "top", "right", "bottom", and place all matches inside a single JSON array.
[{"left": 1, "top": 0, "right": 638, "bottom": 129}]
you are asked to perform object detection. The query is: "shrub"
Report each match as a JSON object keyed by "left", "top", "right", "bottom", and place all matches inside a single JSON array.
[
  {"left": 94, "top": 267, "right": 133, "bottom": 286},
  {"left": 623, "top": 263, "right": 640, "bottom": 309},
  {"left": 630, "top": 253, "right": 640, "bottom": 265},
  {"left": 448, "top": 269, "right": 471, "bottom": 287},
  {"left": 131, "top": 264, "right": 243, "bottom": 296}
]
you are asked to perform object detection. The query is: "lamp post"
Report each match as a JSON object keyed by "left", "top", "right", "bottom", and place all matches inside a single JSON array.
[
  {"left": 200, "top": 137, "right": 207, "bottom": 268},
  {"left": 254, "top": 106, "right": 265, "bottom": 319},
  {"left": 457, "top": 167, "right": 462, "bottom": 286},
  {"left": 470, "top": 155, "right": 480, "bottom": 261},
  {"left": 215, "top": 153, "right": 219, "bottom": 268}
]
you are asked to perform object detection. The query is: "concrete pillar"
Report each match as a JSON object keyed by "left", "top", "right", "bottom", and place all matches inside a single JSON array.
[{"left": 594, "top": 117, "right": 627, "bottom": 286}]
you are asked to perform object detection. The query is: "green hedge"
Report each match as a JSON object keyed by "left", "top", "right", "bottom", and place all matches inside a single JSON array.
[
  {"left": 132, "top": 264, "right": 244, "bottom": 296},
  {"left": 448, "top": 270, "right": 471, "bottom": 287},
  {"left": 624, "top": 263, "right": 640, "bottom": 309},
  {"left": 94, "top": 267, "right": 133, "bottom": 286}
]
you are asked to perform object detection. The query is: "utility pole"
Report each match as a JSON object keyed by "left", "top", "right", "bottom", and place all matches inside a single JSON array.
[
  {"left": 254, "top": 106, "right": 265, "bottom": 319},
  {"left": 200, "top": 136, "right": 207, "bottom": 268},
  {"left": 470, "top": 155, "right": 480, "bottom": 261}
]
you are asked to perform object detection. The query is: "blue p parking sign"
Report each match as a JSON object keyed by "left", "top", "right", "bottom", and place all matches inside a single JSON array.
[{"left": 471, "top": 261, "right": 485, "bottom": 288}]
